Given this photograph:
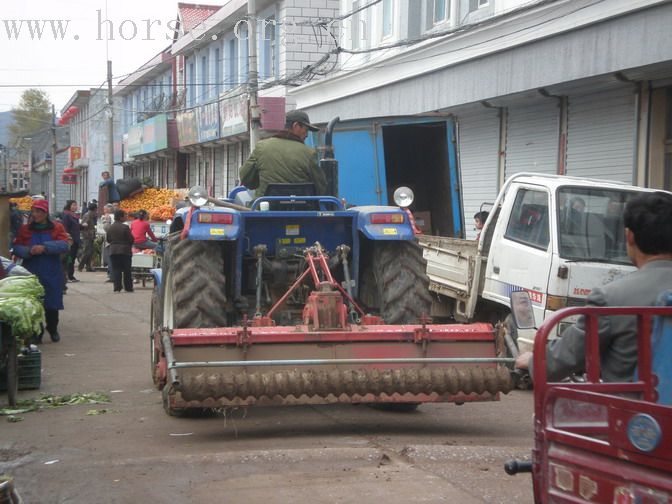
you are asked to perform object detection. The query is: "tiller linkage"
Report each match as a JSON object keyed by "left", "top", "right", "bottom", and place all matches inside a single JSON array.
[{"left": 160, "top": 244, "right": 514, "bottom": 407}]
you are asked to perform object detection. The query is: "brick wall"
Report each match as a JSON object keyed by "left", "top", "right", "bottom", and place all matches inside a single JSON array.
[{"left": 278, "top": 0, "right": 341, "bottom": 78}]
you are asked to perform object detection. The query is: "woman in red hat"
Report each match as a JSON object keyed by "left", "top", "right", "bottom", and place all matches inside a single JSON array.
[{"left": 12, "top": 199, "right": 70, "bottom": 343}]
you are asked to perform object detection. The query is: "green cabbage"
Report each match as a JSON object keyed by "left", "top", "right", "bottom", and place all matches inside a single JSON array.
[
  {"left": 0, "top": 276, "right": 45, "bottom": 299},
  {"left": 0, "top": 275, "right": 45, "bottom": 338}
]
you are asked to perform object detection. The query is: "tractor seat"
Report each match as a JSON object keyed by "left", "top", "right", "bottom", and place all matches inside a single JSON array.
[{"left": 264, "top": 183, "right": 318, "bottom": 211}]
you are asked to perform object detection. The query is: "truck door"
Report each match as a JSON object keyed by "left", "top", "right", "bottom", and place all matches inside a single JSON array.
[
  {"left": 331, "top": 126, "right": 387, "bottom": 206},
  {"left": 482, "top": 186, "right": 553, "bottom": 326}
]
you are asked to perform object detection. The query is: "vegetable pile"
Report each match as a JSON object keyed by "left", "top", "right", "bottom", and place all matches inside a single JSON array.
[
  {"left": 149, "top": 205, "right": 175, "bottom": 221},
  {"left": 0, "top": 276, "right": 45, "bottom": 341},
  {"left": 9, "top": 196, "right": 33, "bottom": 211},
  {"left": 120, "top": 188, "right": 179, "bottom": 219}
]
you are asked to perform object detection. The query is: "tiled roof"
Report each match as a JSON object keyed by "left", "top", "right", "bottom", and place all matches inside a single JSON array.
[{"left": 178, "top": 3, "right": 221, "bottom": 34}]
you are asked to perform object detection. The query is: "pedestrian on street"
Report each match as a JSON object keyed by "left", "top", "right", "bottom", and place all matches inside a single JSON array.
[
  {"left": 100, "top": 171, "right": 121, "bottom": 203},
  {"left": 12, "top": 199, "right": 70, "bottom": 343},
  {"left": 78, "top": 202, "right": 97, "bottom": 273},
  {"left": 100, "top": 203, "right": 115, "bottom": 282},
  {"left": 61, "top": 200, "right": 81, "bottom": 282},
  {"left": 515, "top": 191, "right": 672, "bottom": 382},
  {"left": 106, "top": 209, "right": 134, "bottom": 293},
  {"left": 130, "top": 210, "right": 158, "bottom": 250},
  {"left": 239, "top": 110, "right": 327, "bottom": 197}
]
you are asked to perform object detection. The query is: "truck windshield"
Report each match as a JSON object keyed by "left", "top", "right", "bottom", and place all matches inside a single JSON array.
[{"left": 557, "top": 187, "right": 638, "bottom": 265}]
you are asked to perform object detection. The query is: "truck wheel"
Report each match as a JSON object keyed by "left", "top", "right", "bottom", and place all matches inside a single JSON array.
[
  {"left": 360, "top": 240, "right": 432, "bottom": 413},
  {"left": 164, "top": 236, "right": 227, "bottom": 329},
  {"left": 361, "top": 240, "right": 432, "bottom": 325}
]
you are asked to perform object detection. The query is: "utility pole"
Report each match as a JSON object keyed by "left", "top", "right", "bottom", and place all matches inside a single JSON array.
[
  {"left": 247, "top": 2, "right": 259, "bottom": 151},
  {"left": 107, "top": 60, "right": 115, "bottom": 180},
  {"left": 50, "top": 104, "right": 57, "bottom": 214}
]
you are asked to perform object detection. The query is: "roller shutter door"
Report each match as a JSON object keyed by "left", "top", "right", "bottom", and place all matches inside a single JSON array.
[
  {"left": 505, "top": 101, "right": 559, "bottom": 177},
  {"left": 213, "top": 147, "right": 224, "bottom": 198},
  {"left": 457, "top": 108, "right": 500, "bottom": 240},
  {"left": 565, "top": 87, "right": 636, "bottom": 183}
]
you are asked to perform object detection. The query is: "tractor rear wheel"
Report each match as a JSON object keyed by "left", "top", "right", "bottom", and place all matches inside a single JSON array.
[
  {"left": 360, "top": 240, "right": 433, "bottom": 412},
  {"left": 165, "top": 235, "right": 228, "bottom": 329},
  {"left": 361, "top": 240, "right": 432, "bottom": 325}
]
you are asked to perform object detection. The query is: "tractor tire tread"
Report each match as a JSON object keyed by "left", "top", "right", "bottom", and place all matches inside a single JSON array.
[{"left": 167, "top": 235, "right": 227, "bottom": 329}]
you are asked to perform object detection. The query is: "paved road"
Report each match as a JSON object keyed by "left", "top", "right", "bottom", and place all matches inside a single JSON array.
[{"left": 0, "top": 273, "right": 534, "bottom": 503}]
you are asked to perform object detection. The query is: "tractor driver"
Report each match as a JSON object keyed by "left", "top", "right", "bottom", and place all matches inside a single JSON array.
[
  {"left": 515, "top": 191, "right": 672, "bottom": 382},
  {"left": 239, "top": 110, "right": 327, "bottom": 197}
]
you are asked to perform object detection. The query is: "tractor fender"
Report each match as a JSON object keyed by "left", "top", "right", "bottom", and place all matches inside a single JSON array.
[
  {"left": 353, "top": 205, "right": 415, "bottom": 241},
  {"left": 151, "top": 268, "right": 162, "bottom": 288},
  {"left": 184, "top": 208, "right": 243, "bottom": 241}
]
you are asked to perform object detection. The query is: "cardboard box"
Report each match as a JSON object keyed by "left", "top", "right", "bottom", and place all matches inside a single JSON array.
[{"left": 414, "top": 211, "right": 432, "bottom": 234}]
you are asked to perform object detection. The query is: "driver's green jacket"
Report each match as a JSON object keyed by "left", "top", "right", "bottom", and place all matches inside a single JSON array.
[{"left": 239, "top": 134, "right": 327, "bottom": 197}]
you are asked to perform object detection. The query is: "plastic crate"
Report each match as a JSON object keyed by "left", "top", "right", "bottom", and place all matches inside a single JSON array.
[
  {"left": 131, "top": 253, "right": 156, "bottom": 269},
  {"left": 0, "top": 349, "right": 41, "bottom": 391}
]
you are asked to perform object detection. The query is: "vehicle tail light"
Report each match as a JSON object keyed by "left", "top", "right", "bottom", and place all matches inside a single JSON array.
[
  {"left": 370, "top": 213, "right": 405, "bottom": 224},
  {"left": 198, "top": 213, "right": 233, "bottom": 224}
]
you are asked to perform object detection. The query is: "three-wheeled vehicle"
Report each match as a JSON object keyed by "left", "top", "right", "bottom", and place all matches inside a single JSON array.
[{"left": 505, "top": 291, "right": 672, "bottom": 503}]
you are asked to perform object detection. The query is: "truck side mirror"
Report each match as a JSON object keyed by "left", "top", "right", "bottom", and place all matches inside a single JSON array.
[{"left": 510, "top": 291, "right": 536, "bottom": 329}]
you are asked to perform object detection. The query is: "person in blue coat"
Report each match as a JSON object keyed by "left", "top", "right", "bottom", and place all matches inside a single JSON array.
[{"left": 12, "top": 199, "right": 70, "bottom": 343}]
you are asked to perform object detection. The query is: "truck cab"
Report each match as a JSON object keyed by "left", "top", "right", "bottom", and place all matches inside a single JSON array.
[{"left": 421, "top": 173, "right": 665, "bottom": 352}]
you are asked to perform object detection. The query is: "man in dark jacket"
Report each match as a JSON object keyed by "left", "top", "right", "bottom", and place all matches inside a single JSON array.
[
  {"left": 100, "top": 171, "right": 121, "bottom": 203},
  {"left": 106, "top": 209, "right": 134, "bottom": 293},
  {"left": 78, "top": 202, "right": 97, "bottom": 272},
  {"left": 61, "top": 200, "right": 81, "bottom": 282},
  {"left": 239, "top": 110, "right": 327, "bottom": 197}
]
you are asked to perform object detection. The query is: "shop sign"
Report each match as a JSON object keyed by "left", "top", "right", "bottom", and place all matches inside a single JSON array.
[
  {"left": 176, "top": 109, "right": 199, "bottom": 147},
  {"left": 198, "top": 102, "right": 220, "bottom": 143},
  {"left": 219, "top": 94, "right": 248, "bottom": 138},
  {"left": 68, "top": 146, "right": 82, "bottom": 163},
  {"left": 127, "top": 123, "right": 144, "bottom": 157},
  {"left": 61, "top": 173, "right": 77, "bottom": 185},
  {"left": 142, "top": 114, "right": 168, "bottom": 153}
]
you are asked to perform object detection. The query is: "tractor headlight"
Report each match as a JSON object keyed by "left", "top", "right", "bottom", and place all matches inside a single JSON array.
[
  {"left": 393, "top": 186, "right": 414, "bottom": 208},
  {"left": 188, "top": 186, "right": 208, "bottom": 207}
]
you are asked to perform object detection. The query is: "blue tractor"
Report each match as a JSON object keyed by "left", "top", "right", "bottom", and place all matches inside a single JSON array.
[{"left": 151, "top": 120, "right": 512, "bottom": 415}]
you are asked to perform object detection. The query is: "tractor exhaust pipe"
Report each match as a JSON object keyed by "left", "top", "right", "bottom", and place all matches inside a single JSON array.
[{"left": 320, "top": 116, "right": 340, "bottom": 197}]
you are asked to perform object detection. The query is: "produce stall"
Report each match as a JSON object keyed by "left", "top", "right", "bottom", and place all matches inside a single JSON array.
[{"left": 113, "top": 187, "right": 181, "bottom": 287}]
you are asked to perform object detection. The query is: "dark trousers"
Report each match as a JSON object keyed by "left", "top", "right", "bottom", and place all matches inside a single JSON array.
[
  {"left": 45, "top": 309, "right": 59, "bottom": 335},
  {"left": 67, "top": 242, "right": 79, "bottom": 280},
  {"left": 79, "top": 237, "right": 95, "bottom": 271},
  {"left": 110, "top": 254, "right": 133, "bottom": 292}
]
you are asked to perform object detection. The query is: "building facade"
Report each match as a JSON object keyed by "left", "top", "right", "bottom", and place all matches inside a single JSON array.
[
  {"left": 61, "top": 89, "right": 120, "bottom": 205},
  {"left": 291, "top": 0, "right": 672, "bottom": 238},
  {"left": 116, "top": 0, "right": 339, "bottom": 198}
]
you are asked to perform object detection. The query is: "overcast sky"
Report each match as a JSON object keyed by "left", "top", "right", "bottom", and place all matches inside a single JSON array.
[{"left": 0, "top": 0, "right": 222, "bottom": 113}]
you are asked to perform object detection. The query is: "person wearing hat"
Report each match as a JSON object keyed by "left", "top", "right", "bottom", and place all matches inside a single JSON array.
[
  {"left": 12, "top": 199, "right": 70, "bottom": 343},
  {"left": 239, "top": 109, "right": 327, "bottom": 197}
]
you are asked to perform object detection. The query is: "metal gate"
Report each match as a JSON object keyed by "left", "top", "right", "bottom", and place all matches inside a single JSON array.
[
  {"left": 457, "top": 108, "right": 500, "bottom": 240},
  {"left": 566, "top": 87, "right": 636, "bottom": 183},
  {"left": 505, "top": 100, "right": 560, "bottom": 178}
]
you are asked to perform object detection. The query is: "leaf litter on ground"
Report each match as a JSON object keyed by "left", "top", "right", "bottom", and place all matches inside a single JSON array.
[{"left": 0, "top": 392, "right": 111, "bottom": 416}]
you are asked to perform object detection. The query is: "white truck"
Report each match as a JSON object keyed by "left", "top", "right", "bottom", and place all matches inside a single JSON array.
[{"left": 419, "top": 173, "right": 663, "bottom": 353}]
